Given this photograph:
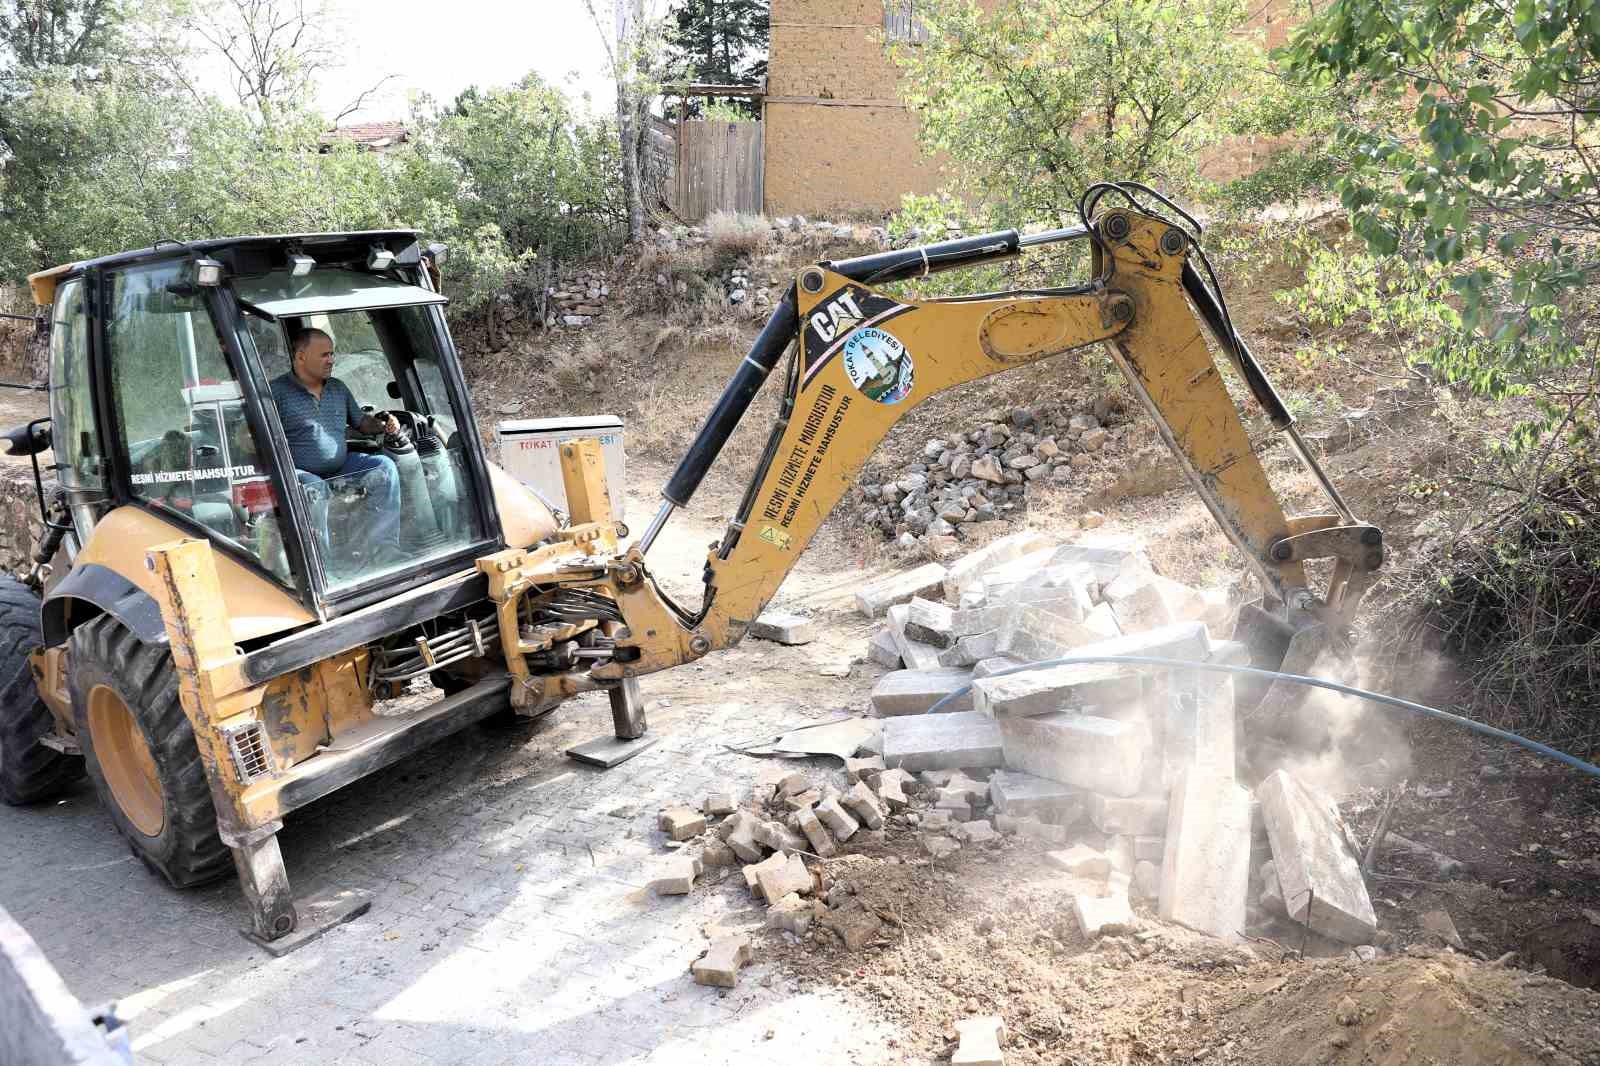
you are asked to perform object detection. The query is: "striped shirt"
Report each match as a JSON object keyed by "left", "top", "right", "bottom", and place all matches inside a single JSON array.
[{"left": 270, "top": 373, "right": 364, "bottom": 478}]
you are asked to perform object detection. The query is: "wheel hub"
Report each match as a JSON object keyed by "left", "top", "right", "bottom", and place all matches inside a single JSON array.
[{"left": 87, "top": 684, "right": 165, "bottom": 837}]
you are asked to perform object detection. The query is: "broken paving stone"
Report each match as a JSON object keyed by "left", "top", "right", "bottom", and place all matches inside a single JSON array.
[
  {"left": 994, "top": 813, "right": 1019, "bottom": 833},
  {"left": 972, "top": 656, "right": 1024, "bottom": 680},
  {"left": 998, "top": 713, "right": 1149, "bottom": 798},
  {"left": 920, "top": 769, "right": 958, "bottom": 787},
  {"left": 651, "top": 855, "right": 702, "bottom": 896},
  {"left": 952, "top": 1015, "right": 1007, "bottom": 1066},
  {"left": 887, "top": 604, "right": 946, "bottom": 672},
  {"left": 784, "top": 789, "right": 821, "bottom": 811},
  {"left": 953, "top": 819, "right": 998, "bottom": 844},
  {"left": 1089, "top": 792, "right": 1170, "bottom": 836},
  {"left": 870, "top": 667, "right": 975, "bottom": 716},
  {"left": 934, "top": 792, "right": 973, "bottom": 820},
  {"left": 938, "top": 631, "right": 1002, "bottom": 669},
  {"left": 1048, "top": 845, "right": 1112, "bottom": 878},
  {"left": 691, "top": 934, "right": 752, "bottom": 988},
  {"left": 749, "top": 610, "right": 815, "bottom": 645},
  {"left": 904, "top": 597, "right": 958, "bottom": 648},
  {"left": 1048, "top": 539, "right": 1152, "bottom": 585},
  {"left": 1074, "top": 889, "right": 1136, "bottom": 938},
  {"left": 1159, "top": 768, "right": 1252, "bottom": 941},
  {"left": 767, "top": 893, "right": 823, "bottom": 935},
  {"left": 922, "top": 808, "right": 955, "bottom": 830},
  {"left": 1133, "top": 860, "right": 1160, "bottom": 900},
  {"left": 842, "top": 781, "right": 887, "bottom": 829},
  {"left": 940, "top": 771, "right": 989, "bottom": 804},
  {"left": 973, "top": 661, "right": 1143, "bottom": 719},
  {"left": 1257, "top": 769, "right": 1377, "bottom": 946},
  {"left": 753, "top": 819, "right": 808, "bottom": 856},
  {"left": 944, "top": 530, "right": 1054, "bottom": 601},
  {"left": 882, "top": 711, "right": 1005, "bottom": 772},
  {"left": 989, "top": 770, "right": 1084, "bottom": 824},
  {"left": 816, "top": 796, "right": 861, "bottom": 841},
  {"left": 700, "top": 840, "right": 736, "bottom": 868},
  {"left": 659, "top": 807, "right": 707, "bottom": 841},
  {"left": 796, "top": 805, "right": 838, "bottom": 857},
  {"left": 868, "top": 628, "right": 904, "bottom": 669},
  {"left": 822, "top": 898, "right": 885, "bottom": 950},
  {"left": 845, "top": 756, "right": 886, "bottom": 784},
  {"left": 722, "top": 811, "right": 767, "bottom": 863},
  {"left": 997, "top": 603, "right": 1120, "bottom": 663},
  {"left": 776, "top": 771, "right": 811, "bottom": 797},
  {"left": 702, "top": 792, "right": 736, "bottom": 816},
  {"left": 855, "top": 561, "right": 949, "bottom": 618},
  {"left": 878, "top": 769, "right": 913, "bottom": 810},
  {"left": 755, "top": 854, "right": 812, "bottom": 904}
]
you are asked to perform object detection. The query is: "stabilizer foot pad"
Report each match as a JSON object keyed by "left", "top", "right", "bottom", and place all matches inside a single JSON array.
[
  {"left": 244, "top": 888, "right": 373, "bottom": 957},
  {"left": 567, "top": 734, "right": 659, "bottom": 768}
]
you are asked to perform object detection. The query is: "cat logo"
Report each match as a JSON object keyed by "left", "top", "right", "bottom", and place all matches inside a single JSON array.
[
  {"left": 759, "top": 525, "right": 793, "bottom": 550},
  {"left": 807, "top": 290, "right": 866, "bottom": 344}
]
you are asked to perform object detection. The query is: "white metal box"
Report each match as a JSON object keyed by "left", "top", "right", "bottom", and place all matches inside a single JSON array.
[{"left": 495, "top": 415, "right": 626, "bottom": 521}]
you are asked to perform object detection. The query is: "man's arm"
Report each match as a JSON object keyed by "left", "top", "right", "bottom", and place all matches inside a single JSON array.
[{"left": 345, "top": 383, "right": 398, "bottom": 436}]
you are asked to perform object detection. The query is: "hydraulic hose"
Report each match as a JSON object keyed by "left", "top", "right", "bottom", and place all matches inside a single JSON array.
[{"left": 924, "top": 654, "right": 1600, "bottom": 780}]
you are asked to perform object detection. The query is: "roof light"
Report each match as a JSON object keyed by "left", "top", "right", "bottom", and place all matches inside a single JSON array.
[
  {"left": 193, "top": 258, "right": 224, "bottom": 287},
  {"left": 367, "top": 246, "right": 396, "bottom": 271},
  {"left": 424, "top": 242, "right": 448, "bottom": 267},
  {"left": 289, "top": 254, "right": 315, "bottom": 277}
]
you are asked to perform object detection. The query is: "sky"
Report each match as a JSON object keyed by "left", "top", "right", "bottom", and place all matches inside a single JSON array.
[{"left": 211, "top": 0, "right": 623, "bottom": 123}]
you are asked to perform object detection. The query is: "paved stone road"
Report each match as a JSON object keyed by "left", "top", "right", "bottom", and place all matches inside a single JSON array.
[{"left": 0, "top": 530, "right": 903, "bottom": 1066}]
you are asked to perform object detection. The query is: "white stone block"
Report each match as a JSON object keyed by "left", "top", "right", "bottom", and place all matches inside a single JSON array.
[{"left": 1159, "top": 768, "right": 1251, "bottom": 940}]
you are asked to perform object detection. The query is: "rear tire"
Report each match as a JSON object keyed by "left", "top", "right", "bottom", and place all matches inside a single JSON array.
[
  {"left": 0, "top": 577, "right": 82, "bottom": 804},
  {"left": 71, "top": 615, "right": 231, "bottom": 888}
]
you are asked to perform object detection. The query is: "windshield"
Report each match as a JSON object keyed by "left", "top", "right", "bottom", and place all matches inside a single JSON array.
[{"left": 242, "top": 297, "right": 487, "bottom": 595}]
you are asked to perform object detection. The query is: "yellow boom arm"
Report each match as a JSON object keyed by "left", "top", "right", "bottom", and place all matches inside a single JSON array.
[{"left": 488, "top": 200, "right": 1382, "bottom": 705}]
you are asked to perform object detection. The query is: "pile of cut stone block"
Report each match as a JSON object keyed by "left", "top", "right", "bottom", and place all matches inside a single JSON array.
[{"left": 858, "top": 530, "right": 1379, "bottom": 948}]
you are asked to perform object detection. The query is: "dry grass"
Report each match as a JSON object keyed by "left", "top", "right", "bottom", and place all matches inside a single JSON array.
[{"left": 704, "top": 211, "right": 772, "bottom": 271}]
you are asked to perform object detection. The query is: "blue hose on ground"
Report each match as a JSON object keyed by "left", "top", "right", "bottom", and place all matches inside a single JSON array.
[{"left": 923, "top": 654, "right": 1600, "bottom": 780}]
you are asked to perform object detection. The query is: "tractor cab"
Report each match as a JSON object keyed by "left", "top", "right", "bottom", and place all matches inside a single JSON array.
[{"left": 25, "top": 232, "right": 536, "bottom": 621}]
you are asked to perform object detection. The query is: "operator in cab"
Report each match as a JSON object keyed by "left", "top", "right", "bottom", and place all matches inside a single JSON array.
[{"left": 271, "top": 327, "right": 402, "bottom": 560}]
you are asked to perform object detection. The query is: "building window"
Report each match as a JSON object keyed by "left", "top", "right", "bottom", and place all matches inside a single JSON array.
[{"left": 884, "top": 1, "right": 929, "bottom": 44}]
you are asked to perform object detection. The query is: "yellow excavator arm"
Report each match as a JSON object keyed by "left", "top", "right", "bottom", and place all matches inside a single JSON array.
[{"left": 486, "top": 186, "right": 1381, "bottom": 709}]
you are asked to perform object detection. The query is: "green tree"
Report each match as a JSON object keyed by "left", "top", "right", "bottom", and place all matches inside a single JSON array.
[
  {"left": 397, "top": 75, "right": 624, "bottom": 307},
  {"left": 891, "top": 0, "right": 1273, "bottom": 228},
  {"left": 664, "top": 0, "right": 768, "bottom": 116},
  {"left": 1284, "top": 0, "right": 1600, "bottom": 448}
]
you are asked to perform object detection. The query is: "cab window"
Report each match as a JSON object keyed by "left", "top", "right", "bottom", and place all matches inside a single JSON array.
[
  {"left": 106, "top": 262, "right": 297, "bottom": 587},
  {"left": 47, "top": 278, "right": 105, "bottom": 494}
]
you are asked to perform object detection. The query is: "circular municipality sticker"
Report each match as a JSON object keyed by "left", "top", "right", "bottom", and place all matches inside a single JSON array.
[{"left": 841, "top": 326, "right": 914, "bottom": 404}]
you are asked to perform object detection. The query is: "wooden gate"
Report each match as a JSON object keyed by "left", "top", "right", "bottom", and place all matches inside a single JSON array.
[{"left": 674, "top": 120, "right": 764, "bottom": 219}]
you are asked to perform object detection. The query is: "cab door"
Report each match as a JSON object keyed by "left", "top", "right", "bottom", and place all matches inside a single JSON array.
[{"left": 46, "top": 277, "right": 107, "bottom": 549}]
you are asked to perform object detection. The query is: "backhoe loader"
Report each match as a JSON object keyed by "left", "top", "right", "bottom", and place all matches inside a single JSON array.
[{"left": 0, "top": 181, "right": 1379, "bottom": 947}]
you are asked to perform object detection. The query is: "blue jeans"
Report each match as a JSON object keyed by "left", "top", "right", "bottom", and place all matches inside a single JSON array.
[{"left": 296, "top": 451, "right": 401, "bottom": 559}]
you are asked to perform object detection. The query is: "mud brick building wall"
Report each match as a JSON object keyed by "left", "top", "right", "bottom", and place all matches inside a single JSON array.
[{"left": 764, "top": 0, "right": 944, "bottom": 217}]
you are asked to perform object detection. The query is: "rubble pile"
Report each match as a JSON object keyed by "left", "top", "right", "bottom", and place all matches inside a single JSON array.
[
  {"left": 660, "top": 530, "right": 1380, "bottom": 1044},
  {"left": 853, "top": 529, "right": 1378, "bottom": 951},
  {"left": 852, "top": 404, "right": 1129, "bottom": 549}
]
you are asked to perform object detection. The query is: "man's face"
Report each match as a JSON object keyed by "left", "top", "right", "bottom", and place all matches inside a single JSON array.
[{"left": 296, "top": 333, "right": 335, "bottom": 383}]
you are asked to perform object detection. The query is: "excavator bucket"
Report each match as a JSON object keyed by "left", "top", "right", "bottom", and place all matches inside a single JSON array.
[{"left": 1233, "top": 603, "right": 1353, "bottom": 753}]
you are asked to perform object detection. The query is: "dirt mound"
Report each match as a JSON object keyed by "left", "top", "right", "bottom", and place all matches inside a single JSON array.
[
  {"left": 1194, "top": 951, "right": 1600, "bottom": 1065},
  {"left": 766, "top": 839, "right": 1600, "bottom": 1066}
]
